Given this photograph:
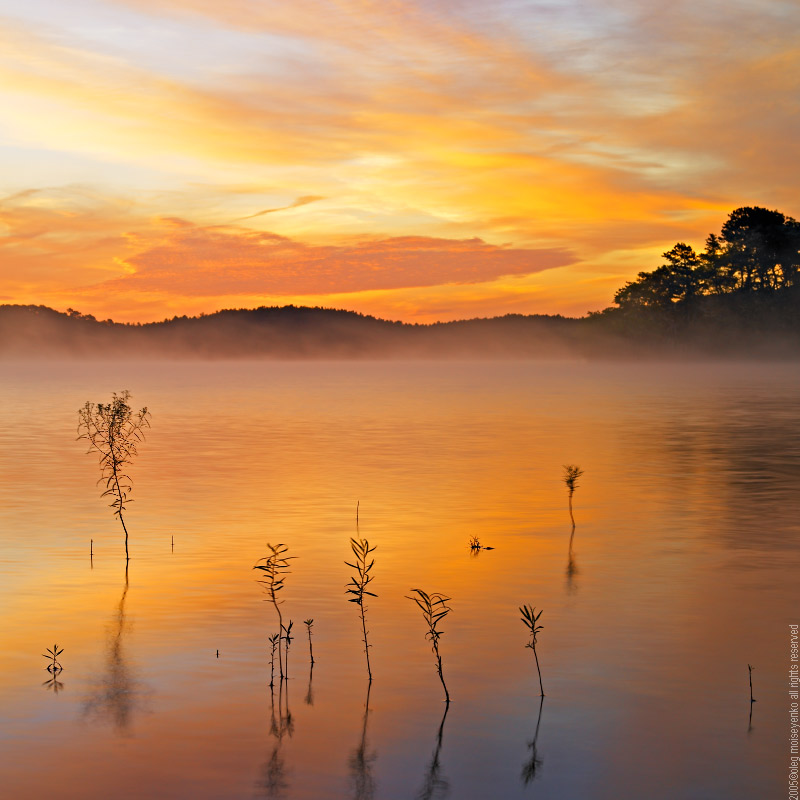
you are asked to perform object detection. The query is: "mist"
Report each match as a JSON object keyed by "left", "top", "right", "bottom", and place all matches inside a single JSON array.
[{"left": 1, "top": 303, "right": 798, "bottom": 361}]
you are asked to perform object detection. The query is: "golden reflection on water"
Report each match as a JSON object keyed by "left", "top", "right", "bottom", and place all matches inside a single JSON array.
[{"left": 0, "top": 361, "right": 798, "bottom": 799}]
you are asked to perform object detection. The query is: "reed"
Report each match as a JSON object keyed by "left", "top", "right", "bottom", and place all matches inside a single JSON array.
[
  {"left": 78, "top": 390, "right": 150, "bottom": 561},
  {"left": 407, "top": 589, "right": 452, "bottom": 704},
  {"left": 254, "top": 543, "right": 295, "bottom": 679},
  {"left": 346, "top": 537, "right": 377, "bottom": 681},
  {"left": 520, "top": 605, "right": 545, "bottom": 696}
]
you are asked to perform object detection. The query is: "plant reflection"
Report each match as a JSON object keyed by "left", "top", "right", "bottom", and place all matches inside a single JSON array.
[
  {"left": 257, "top": 745, "right": 289, "bottom": 800},
  {"left": 520, "top": 696, "right": 545, "bottom": 785},
  {"left": 42, "top": 675, "right": 65, "bottom": 694},
  {"left": 83, "top": 565, "right": 147, "bottom": 733},
  {"left": 416, "top": 703, "right": 450, "bottom": 800},
  {"left": 256, "top": 678, "right": 293, "bottom": 798},
  {"left": 565, "top": 527, "right": 579, "bottom": 594},
  {"left": 349, "top": 681, "right": 376, "bottom": 800},
  {"left": 304, "top": 662, "right": 314, "bottom": 706}
]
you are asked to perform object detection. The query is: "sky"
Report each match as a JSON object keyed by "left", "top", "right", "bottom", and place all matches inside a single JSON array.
[{"left": 0, "top": 0, "right": 798, "bottom": 323}]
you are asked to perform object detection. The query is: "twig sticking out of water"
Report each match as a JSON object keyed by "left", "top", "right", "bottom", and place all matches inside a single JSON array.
[
  {"left": 78, "top": 390, "right": 150, "bottom": 561},
  {"left": 43, "top": 644, "right": 64, "bottom": 674},
  {"left": 407, "top": 589, "right": 452, "bottom": 704},
  {"left": 304, "top": 619, "right": 315, "bottom": 665},
  {"left": 346, "top": 538, "right": 377, "bottom": 681},
  {"left": 254, "top": 543, "right": 295, "bottom": 679},
  {"left": 268, "top": 633, "right": 280, "bottom": 687},
  {"left": 284, "top": 621, "right": 294, "bottom": 680},
  {"left": 562, "top": 464, "right": 584, "bottom": 530},
  {"left": 520, "top": 605, "right": 545, "bottom": 696}
]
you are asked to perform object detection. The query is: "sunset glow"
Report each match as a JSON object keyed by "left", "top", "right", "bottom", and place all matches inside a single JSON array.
[{"left": 1, "top": 0, "right": 797, "bottom": 321}]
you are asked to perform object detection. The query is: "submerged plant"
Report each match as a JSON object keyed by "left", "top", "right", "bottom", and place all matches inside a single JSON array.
[
  {"left": 254, "top": 543, "right": 295, "bottom": 679},
  {"left": 43, "top": 644, "right": 64, "bottom": 674},
  {"left": 346, "top": 538, "right": 377, "bottom": 681},
  {"left": 562, "top": 464, "right": 584, "bottom": 529},
  {"left": 520, "top": 605, "right": 545, "bottom": 696},
  {"left": 407, "top": 589, "right": 452, "bottom": 704},
  {"left": 78, "top": 391, "right": 150, "bottom": 561}
]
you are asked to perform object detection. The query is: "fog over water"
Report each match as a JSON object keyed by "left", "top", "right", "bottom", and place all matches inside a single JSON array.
[{"left": 0, "top": 360, "right": 797, "bottom": 799}]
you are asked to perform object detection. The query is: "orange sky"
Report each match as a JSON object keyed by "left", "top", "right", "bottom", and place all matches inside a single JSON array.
[{"left": 0, "top": 0, "right": 798, "bottom": 322}]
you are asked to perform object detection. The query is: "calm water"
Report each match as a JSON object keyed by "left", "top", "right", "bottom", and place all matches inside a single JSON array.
[{"left": 0, "top": 361, "right": 797, "bottom": 799}]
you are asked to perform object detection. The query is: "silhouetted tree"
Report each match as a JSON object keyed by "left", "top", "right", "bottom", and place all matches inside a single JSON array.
[{"left": 613, "top": 206, "right": 800, "bottom": 315}]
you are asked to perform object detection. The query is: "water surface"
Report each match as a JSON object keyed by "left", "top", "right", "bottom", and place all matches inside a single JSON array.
[{"left": 0, "top": 361, "right": 797, "bottom": 799}]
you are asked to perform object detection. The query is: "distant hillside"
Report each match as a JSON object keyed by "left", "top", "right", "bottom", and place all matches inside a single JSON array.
[
  {"left": 0, "top": 304, "right": 590, "bottom": 359},
  {"left": 1, "top": 302, "right": 798, "bottom": 359}
]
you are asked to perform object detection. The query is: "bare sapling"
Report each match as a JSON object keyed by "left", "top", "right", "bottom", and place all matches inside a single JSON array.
[
  {"left": 346, "top": 538, "right": 377, "bottom": 681},
  {"left": 520, "top": 604, "right": 545, "bottom": 696},
  {"left": 78, "top": 390, "right": 150, "bottom": 561},
  {"left": 407, "top": 589, "right": 452, "bottom": 704},
  {"left": 254, "top": 543, "right": 295, "bottom": 679}
]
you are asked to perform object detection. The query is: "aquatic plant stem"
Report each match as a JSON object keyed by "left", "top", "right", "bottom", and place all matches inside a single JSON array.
[{"left": 533, "top": 643, "right": 545, "bottom": 697}]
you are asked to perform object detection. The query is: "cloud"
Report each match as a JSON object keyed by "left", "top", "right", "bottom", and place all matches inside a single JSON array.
[
  {"left": 101, "top": 220, "right": 574, "bottom": 296},
  {"left": 232, "top": 195, "right": 324, "bottom": 222},
  {"left": 1, "top": 0, "right": 798, "bottom": 322}
]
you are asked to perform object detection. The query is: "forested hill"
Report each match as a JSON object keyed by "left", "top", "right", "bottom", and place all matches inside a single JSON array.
[
  {"left": 1, "top": 206, "right": 798, "bottom": 360},
  {"left": 0, "top": 304, "right": 593, "bottom": 359},
  {"left": 1, "top": 298, "right": 797, "bottom": 359}
]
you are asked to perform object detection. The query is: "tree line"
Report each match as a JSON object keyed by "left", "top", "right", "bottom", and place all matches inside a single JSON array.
[{"left": 612, "top": 206, "right": 800, "bottom": 311}]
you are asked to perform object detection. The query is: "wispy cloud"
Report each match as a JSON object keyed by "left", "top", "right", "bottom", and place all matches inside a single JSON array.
[{"left": 232, "top": 195, "right": 324, "bottom": 223}]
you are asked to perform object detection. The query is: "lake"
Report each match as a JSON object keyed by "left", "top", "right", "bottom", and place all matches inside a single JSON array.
[{"left": 0, "top": 360, "right": 797, "bottom": 799}]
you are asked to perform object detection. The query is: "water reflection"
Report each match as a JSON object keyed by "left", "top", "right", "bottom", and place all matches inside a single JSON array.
[
  {"left": 520, "top": 697, "right": 545, "bottom": 786},
  {"left": 257, "top": 745, "right": 289, "bottom": 800},
  {"left": 256, "top": 678, "right": 293, "bottom": 798},
  {"left": 565, "top": 525, "right": 579, "bottom": 594},
  {"left": 42, "top": 675, "right": 65, "bottom": 694},
  {"left": 416, "top": 704, "right": 450, "bottom": 800},
  {"left": 304, "top": 662, "right": 314, "bottom": 707},
  {"left": 83, "top": 565, "right": 146, "bottom": 733},
  {"left": 349, "top": 682, "right": 376, "bottom": 800}
]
